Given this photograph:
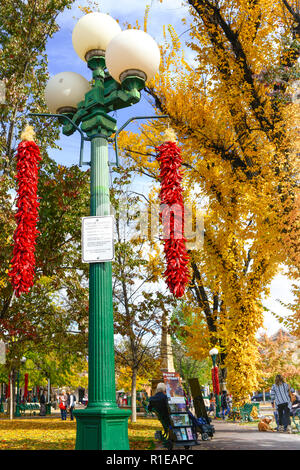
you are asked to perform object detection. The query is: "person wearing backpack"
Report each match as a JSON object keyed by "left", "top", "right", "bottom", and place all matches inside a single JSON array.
[{"left": 69, "top": 392, "right": 76, "bottom": 421}]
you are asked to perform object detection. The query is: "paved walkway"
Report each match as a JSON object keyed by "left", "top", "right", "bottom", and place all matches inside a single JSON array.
[{"left": 162, "top": 420, "right": 300, "bottom": 451}]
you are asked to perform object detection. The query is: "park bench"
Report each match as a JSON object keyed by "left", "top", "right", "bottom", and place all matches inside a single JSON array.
[
  {"left": 230, "top": 403, "right": 260, "bottom": 422},
  {"left": 292, "top": 409, "right": 300, "bottom": 432},
  {"left": 118, "top": 400, "right": 155, "bottom": 417},
  {"left": 18, "top": 403, "right": 40, "bottom": 416},
  {"left": 141, "top": 399, "right": 155, "bottom": 417},
  {"left": 240, "top": 403, "right": 260, "bottom": 421},
  {"left": 152, "top": 407, "right": 174, "bottom": 450}
]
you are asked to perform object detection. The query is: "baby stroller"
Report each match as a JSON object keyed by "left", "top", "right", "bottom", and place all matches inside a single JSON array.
[
  {"left": 188, "top": 378, "right": 216, "bottom": 441},
  {"left": 187, "top": 410, "right": 215, "bottom": 441}
]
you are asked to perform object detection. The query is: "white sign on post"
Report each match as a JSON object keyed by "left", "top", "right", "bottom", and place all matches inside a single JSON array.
[{"left": 82, "top": 215, "right": 114, "bottom": 263}]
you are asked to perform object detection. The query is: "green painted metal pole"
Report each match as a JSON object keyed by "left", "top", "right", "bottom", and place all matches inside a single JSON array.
[
  {"left": 14, "top": 371, "right": 21, "bottom": 417},
  {"left": 74, "top": 136, "right": 131, "bottom": 450},
  {"left": 88, "top": 136, "right": 115, "bottom": 407}
]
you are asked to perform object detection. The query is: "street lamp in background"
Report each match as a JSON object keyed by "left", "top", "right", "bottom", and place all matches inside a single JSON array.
[
  {"left": 42, "top": 12, "right": 161, "bottom": 450},
  {"left": 209, "top": 347, "right": 221, "bottom": 418},
  {"left": 209, "top": 347, "right": 219, "bottom": 366}
]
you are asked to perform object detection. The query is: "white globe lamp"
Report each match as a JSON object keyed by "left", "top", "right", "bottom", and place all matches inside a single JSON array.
[
  {"left": 105, "top": 29, "right": 160, "bottom": 84},
  {"left": 72, "top": 12, "right": 122, "bottom": 61},
  {"left": 209, "top": 347, "right": 219, "bottom": 357},
  {"left": 44, "top": 72, "right": 91, "bottom": 114}
]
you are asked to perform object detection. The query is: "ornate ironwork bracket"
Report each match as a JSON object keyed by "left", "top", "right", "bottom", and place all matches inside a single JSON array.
[{"left": 28, "top": 112, "right": 169, "bottom": 168}]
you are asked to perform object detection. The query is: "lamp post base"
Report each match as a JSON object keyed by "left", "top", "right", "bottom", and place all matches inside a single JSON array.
[
  {"left": 46, "top": 403, "right": 51, "bottom": 415},
  {"left": 74, "top": 406, "right": 131, "bottom": 450},
  {"left": 14, "top": 405, "right": 21, "bottom": 418}
]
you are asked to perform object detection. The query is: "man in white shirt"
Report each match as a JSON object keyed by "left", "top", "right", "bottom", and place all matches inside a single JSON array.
[{"left": 69, "top": 393, "right": 76, "bottom": 421}]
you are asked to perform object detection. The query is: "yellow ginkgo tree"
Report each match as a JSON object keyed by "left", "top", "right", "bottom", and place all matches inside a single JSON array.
[{"left": 116, "top": 0, "right": 299, "bottom": 403}]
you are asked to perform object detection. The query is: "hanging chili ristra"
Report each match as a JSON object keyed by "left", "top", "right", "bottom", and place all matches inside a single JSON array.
[
  {"left": 156, "top": 129, "right": 190, "bottom": 298},
  {"left": 212, "top": 366, "right": 220, "bottom": 396},
  {"left": 8, "top": 125, "right": 41, "bottom": 297}
]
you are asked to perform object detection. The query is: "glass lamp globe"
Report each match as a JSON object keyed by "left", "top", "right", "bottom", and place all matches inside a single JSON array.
[
  {"left": 209, "top": 347, "right": 219, "bottom": 356},
  {"left": 72, "top": 12, "right": 121, "bottom": 61},
  {"left": 105, "top": 29, "right": 160, "bottom": 83},
  {"left": 44, "top": 72, "right": 91, "bottom": 113}
]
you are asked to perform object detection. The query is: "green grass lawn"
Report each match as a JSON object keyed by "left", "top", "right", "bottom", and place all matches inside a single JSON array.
[{"left": 0, "top": 414, "right": 162, "bottom": 450}]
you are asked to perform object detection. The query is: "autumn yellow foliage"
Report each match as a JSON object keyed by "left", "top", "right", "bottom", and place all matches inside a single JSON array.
[
  {"left": 117, "top": 0, "right": 299, "bottom": 403},
  {"left": 116, "top": 366, "right": 151, "bottom": 392}
]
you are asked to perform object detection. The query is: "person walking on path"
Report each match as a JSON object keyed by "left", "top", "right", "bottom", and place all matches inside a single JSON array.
[
  {"left": 221, "top": 390, "right": 230, "bottom": 420},
  {"left": 270, "top": 374, "right": 293, "bottom": 433},
  {"left": 227, "top": 394, "right": 232, "bottom": 409},
  {"left": 66, "top": 392, "right": 70, "bottom": 414},
  {"left": 58, "top": 391, "right": 68, "bottom": 421},
  {"left": 117, "top": 393, "right": 122, "bottom": 407},
  {"left": 208, "top": 393, "right": 216, "bottom": 418},
  {"left": 69, "top": 392, "right": 76, "bottom": 421},
  {"left": 39, "top": 391, "right": 46, "bottom": 416}
]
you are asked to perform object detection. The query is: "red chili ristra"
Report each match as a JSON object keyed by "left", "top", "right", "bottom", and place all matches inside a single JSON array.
[
  {"left": 8, "top": 140, "right": 42, "bottom": 297},
  {"left": 156, "top": 141, "right": 190, "bottom": 298}
]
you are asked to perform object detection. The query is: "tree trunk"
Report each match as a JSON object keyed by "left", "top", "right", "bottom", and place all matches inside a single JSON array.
[
  {"left": 219, "top": 350, "right": 228, "bottom": 391},
  {"left": 131, "top": 368, "right": 138, "bottom": 423}
]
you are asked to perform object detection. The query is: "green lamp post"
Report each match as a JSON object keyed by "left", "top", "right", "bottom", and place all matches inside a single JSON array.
[
  {"left": 14, "top": 370, "right": 21, "bottom": 418},
  {"left": 209, "top": 347, "right": 221, "bottom": 418},
  {"left": 43, "top": 12, "right": 161, "bottom": 450},
  {"left": 14, "top": 356, "right": 26, "bottom": 418}
]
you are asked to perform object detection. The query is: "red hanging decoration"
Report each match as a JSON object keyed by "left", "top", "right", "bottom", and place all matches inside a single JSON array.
[
  {"left": 211, "top": 366, "right": 220, "bottom": 396},
  {"left": 8, "top": 126, "right": 41, "bottom": 297},
  {"left": 156, "top": 130, "right": 190, "bottom": 298}
]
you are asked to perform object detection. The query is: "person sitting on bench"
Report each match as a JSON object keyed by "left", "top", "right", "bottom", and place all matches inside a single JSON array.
[{"left": 148, "top": 383, "right": 171, "bottom": 426}]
